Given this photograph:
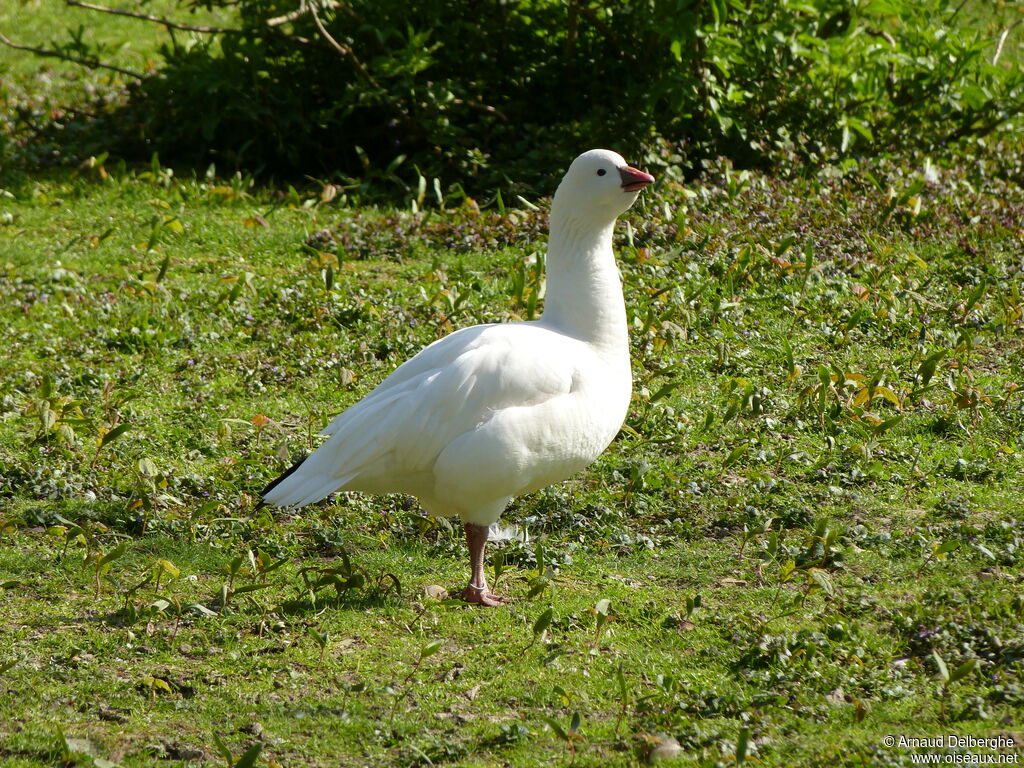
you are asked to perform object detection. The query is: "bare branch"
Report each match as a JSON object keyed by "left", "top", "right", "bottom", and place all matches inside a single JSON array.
[
  {"left": 946, "top": 101, "right": 1024, "bottom": 143},
  {"left": 565, "top": 0, "right": 579, "bottom": 61},
  {"left": 65, "top": 0, "right": 239, "bottom": 34},
  {"left": 0, "top": 29, "right": 144, "bottom": 79},
  {"left": 950, "top": 0, "right": 971, "bottom": 22},
  {"left": 866, "top": 28, "right": 897, "bottom": 47},
  {"left": 66, "top": 0, "right": 314, "bottom": 46},
  {"left": 307, "top": 1, "right": 381, "bottom": 91},
  {"left": 452, "top": 98, "right": 508, "bottom": 122},
  {"left": 992, "top": 20, "right": 1022, "bottom": 66},
  {"left": 306, "top": 1, "right": 419, "bottom": 134},
  {"left": 267, "top": 7, "right": 309, "bottom": 27}
]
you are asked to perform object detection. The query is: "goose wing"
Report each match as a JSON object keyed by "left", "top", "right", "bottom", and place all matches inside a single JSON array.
[{"left": 261, "top": 323, "right": 576, "bottom": 508}]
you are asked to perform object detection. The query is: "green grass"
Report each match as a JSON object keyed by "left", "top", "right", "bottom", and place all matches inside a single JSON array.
[
  {"left": 0, "top": 150, "right": 1022, "bottom": 767},
  {"left": 2, "top": 3, "right": 1024, "bottom": 767},
  {"left": 0, "top": 0, "right": 230, "bottom": 76}
]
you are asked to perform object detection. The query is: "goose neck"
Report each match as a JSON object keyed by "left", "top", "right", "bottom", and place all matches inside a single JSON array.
[{"left": 540, "top": 209, "right": 627, "bottom": 353}]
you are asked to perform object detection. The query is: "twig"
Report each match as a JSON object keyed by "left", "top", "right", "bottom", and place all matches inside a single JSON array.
[
  {"left": 577, "top": 3, "right": 617, "bottom": 46},
  {"left": 0, "top": 29, "right": 144, "bottom": 79},
  {"left": 66, "top": 0, "right": 313, "bottom": 47},
  {"left": 992, "top": 20, "right": 1022, "bottom": 66},
  {"left": 306, "top": 0, "right": 381, "bottom": 90},
  {"left": 577, "top": 3, "right": 635, "bottom": 62},
  {"left": 65, "top": 0, "right": 239, "bottom": 34},
  {"left": 866, "top": 28, "right": 897, "bottom": 47},
  {"left": 946, "top": 101, "right": 1024, "bottom": 143},
  {"left": 451, "top": 97, "right": 508, "bottom": 121},
  {"left": 268, "top": 0, "right": 361, "bottom": 28},
  {"left": 267, "top": 5, "right": 310, "bottom": 27},
  {"left": 305, "top": 0, "right": 417, "bottom": 132},
  {"left": 577, "top": 2, "right": 630, "bottom": 64},
  {"left": 565, "top": 0, "right": 579, "bottom": 61}
]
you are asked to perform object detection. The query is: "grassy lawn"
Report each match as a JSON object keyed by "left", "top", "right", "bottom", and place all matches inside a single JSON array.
[{"left": 2, "top": 3, "right": 1024, "bottom": 768}]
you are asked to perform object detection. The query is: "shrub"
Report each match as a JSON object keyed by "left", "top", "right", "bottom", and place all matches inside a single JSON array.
[{"left": 6, "top": 0, "right": 1024, "bottom": 190}]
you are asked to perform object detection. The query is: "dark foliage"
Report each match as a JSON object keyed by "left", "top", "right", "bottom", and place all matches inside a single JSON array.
[{"left": 5, "top": 0, "right": 1023, "bottom": 192}]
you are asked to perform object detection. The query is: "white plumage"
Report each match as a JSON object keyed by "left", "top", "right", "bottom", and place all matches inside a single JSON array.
[{"left": 263, "top": 149, "right": 654, "bottom": 605}]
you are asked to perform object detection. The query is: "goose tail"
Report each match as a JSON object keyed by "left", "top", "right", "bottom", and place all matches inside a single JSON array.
[
  {"left": 260, "top": 455, "right": 308, "bottom": 502},
  {"left": 258, "top": 455, "right": 337, "bottom": 510}
]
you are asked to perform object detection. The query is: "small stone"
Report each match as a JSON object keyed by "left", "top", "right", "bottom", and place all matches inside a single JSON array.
[{"left": 424, "top": 584, "right": 448, "bottom": 599}]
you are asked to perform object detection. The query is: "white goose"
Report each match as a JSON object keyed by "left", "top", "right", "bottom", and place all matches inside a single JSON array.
[{"left": 263, "top": 149, "right": 654, "bottom": 606}]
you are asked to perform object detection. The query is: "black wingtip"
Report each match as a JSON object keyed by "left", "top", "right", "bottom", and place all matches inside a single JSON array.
[{"left": 256, "top": 454, "right": 308, "bottom": 509}]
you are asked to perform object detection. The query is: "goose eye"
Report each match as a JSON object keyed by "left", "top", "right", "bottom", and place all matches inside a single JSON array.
[{"left": 596, "top": 169, "right": 607, "bottom": 176}]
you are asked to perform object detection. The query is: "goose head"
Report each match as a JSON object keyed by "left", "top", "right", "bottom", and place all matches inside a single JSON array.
[{"left": 551, "top": 149, "right": 655, "bottom": 223}]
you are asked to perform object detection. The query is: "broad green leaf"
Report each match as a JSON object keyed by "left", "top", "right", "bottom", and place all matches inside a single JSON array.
[
  {"left": 808, "top": 568, "right": 835, "bottom": 596},
  {"left": 533, "top": 607, "right": 553, "bottom": 638},
  {"left": 949, "top": 658, "right": 978, "bottom": 683},
  {"left": 147, "top": 676, "right": 173, "bottom": 694},
  {"left": 212, "top": 732, "right": 233, "bottom": 766},
  {"left": 874, "top": 386, "right": 902, "bottom": 408},
  {"left": 154, "top": 559, "right": 180, "bottom": 579},
  {"left": 540, "top": 715, "right": 568, "bottom": 742},
  {"left": 723, "top": 442, "right": 749, "bottom": 467},
  {"left": 40, "top": 408, "right": 57, "bottom": 431},
  {"left": 917, "top": 350, "right": 947, "bottom": 388},
  {"left": 309, "top": 629, "right": 328, "bottom": 648},
  {"left": 156, "top": 254, "right": 170, "bottom": 282},
  {"left": 932, "top": 540, "right": 961, "bottom": 559},
  {"left": 963, "top": 279, "right": 988, "bottom": 315},
  {"left": 98, "top": 423, "right": 132, "bottom": 448},
  {"left": 874, "top": 414, "right": 904, "bottom": 434},
  {"left": 615, "top": 663, "right": 629, "bottom": 701},
  {"left": 933, "top": 650, "right": 950, "bottom": 682},
  {"left": 527, "top": 575, "right": 550, "bottom": 599},
  {"left": 420, "top": 639, "right": 444, "bottom": 659},
  {"left": 98, "top": 542, "right": 129, "bottom": 567},
  {"left": 233, "top": 743, "right": 264, "bottom": 768},
  {"left": 737, "top": 726, "right": 751, "bottom": 764}
]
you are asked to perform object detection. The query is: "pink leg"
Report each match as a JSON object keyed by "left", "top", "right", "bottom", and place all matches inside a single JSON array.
[{"left": 462, "top": 522, "right": 509, "bottom": 607}]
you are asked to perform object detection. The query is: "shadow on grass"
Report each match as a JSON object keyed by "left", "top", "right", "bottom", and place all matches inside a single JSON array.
[{"left": 90, "top": 583, "right": 406, "bottom": 630}]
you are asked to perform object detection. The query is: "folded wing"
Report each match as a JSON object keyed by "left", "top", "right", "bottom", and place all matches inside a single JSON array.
[{"left": 261, "top": 323, "right": 576, "bottom": 509}]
